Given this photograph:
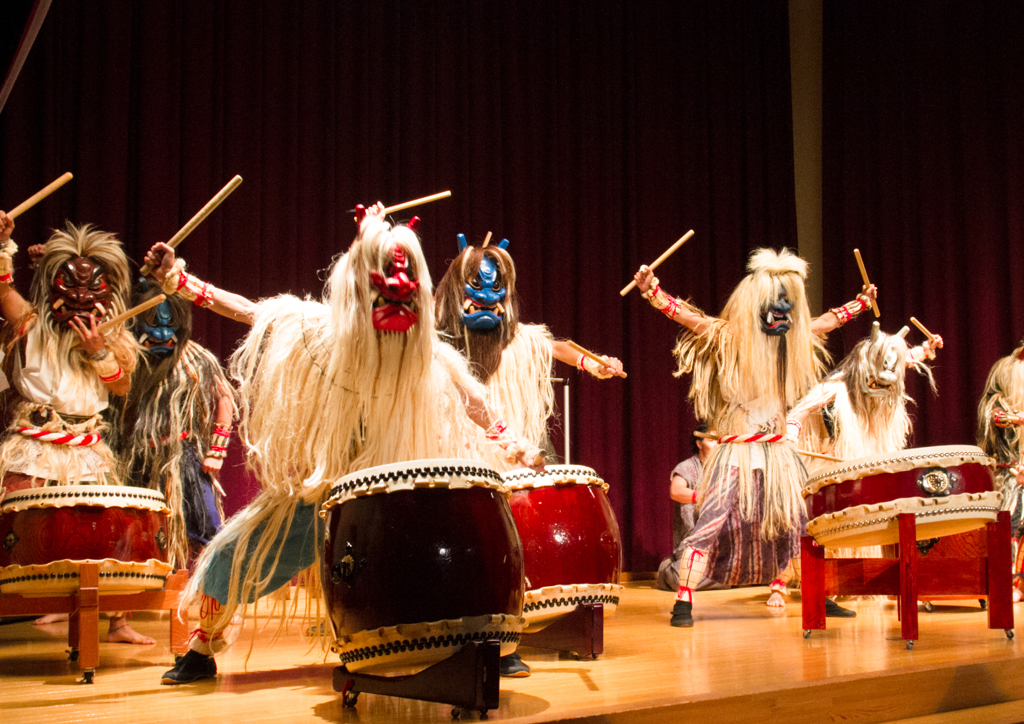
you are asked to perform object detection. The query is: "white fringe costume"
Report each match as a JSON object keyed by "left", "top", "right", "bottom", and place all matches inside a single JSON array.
[
  {"left": 183, "top": 216, "right": 497, "bottom": 649},
  {"left": 0, "top": 225, "right": 137, "bottom": 490},
  {"left": 658, "top": 249, "right": 828, "bottom": 600},
  {"left": 976, "top": 342, "right": 1024, "bottom": 596},
  {"left": 790, "top": 322, "right": 935, "bottom": 561}
]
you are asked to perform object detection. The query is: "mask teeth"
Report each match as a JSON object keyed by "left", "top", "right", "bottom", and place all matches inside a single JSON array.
[
  {"left": 95, "top": 301, "right": 107, "bottom": 317},
  {"left": 52, "top": 298, "right": 65, "bottom": 310},
  {"left": 495, "top": 302, "right": 505, "bottom": 316},
  {"left": 463, "top": 298, "right": 473, "bottom": 310}
]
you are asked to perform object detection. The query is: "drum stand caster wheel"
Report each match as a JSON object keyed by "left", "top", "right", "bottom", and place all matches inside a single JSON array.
[
  {"left": 980, "top": 599, "right": 988, "bottom": 610},
  {"left": 905, "top": 641, "right": 914, "bottom": 650},
  {"left": 1006, "top": 629, "right": 1015, "bottom": 640},
  {"left": 922, "top": 602, "right": 934, "bottom": 613},
  {"left": 803, "top": 630, "right": 812, "bottom": 639},
  {"left": 451, "top": 707, "right": 463, "bottom": 720},
  {"left": 343, "top": 691, "right": 359, "bottom": 708},
  {"left": 82, "top": 669, "right": 95, "bottom": 684},
  {"left": 67, "top": 648, "right": 79, "bottom": 662}
]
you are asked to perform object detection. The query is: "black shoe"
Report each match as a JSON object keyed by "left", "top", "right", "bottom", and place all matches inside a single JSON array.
[
  {"left": 499, "top": 652, "right": 531, "bottom": 678},
  {"left": 670, "top": 600, "right": 694, "bottom": 627},
  {"left": 161, "top": 650, "right": 217, "bottom": 684},
  {"left": 825, "top": 599, "right": 857, "bottom": 618}
]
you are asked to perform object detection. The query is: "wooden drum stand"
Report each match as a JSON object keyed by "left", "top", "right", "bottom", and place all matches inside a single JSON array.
[
  {"left": 801, "top": 511, "right": 1014, "bottom": 649},
  {"left": 0, "top": 564, "right": 189, "bottom": 682}
]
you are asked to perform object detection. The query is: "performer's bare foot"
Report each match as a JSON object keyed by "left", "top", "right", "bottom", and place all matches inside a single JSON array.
[
  {"left": 1014, "top": 588, "right": 1022, "bottom": 604},
  {"left": 766, "top": 591, "right": 786, "bottom": 608},
  {"left": 108, "top": 617, "right": 156, "bottom": 645},
  {"left": 34, "top": 613, "right": 69, "bottom": 625}
]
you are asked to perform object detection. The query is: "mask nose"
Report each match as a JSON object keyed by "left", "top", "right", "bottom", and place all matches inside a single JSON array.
[{"left": 149, "top": 326, "right": 176, "bottom": 343}]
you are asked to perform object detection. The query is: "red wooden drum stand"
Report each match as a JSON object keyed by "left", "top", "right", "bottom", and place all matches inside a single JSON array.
[
  {"left": 502, "top": 465, "right": 623, "bottom": 659},
  {"left": 322, "top": 459, "right": 524, "bottom": 716},
  {"left": 801, "top": 512, "right": 1014, "bottom": 648}
]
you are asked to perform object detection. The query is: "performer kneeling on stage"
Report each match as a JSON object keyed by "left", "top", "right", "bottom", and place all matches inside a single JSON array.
[
  {"left": 146, "top": 203, "right": 543, "bottom": 684},
  {"left": 0, "top": 213, "right": 151, "bottom": 644},
  {"left": 633, "top": 248, "right": 875, "bottom": 627}
]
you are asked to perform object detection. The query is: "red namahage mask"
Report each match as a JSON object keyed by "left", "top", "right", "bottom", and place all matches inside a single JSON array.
[
  {"left": 369, "top": 246, "right": 420, "bottom": 333},
  {"left": 51, "top": 256, "right": 112, "bottom": 328}
]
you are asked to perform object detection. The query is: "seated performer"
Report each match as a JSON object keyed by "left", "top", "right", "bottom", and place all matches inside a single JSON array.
[
  {"left": 114, "top": 279, "right": 235, "bottom": 569},
  {"left": 434, "top": 232, "right": 622, "bottom": 676},
  {"left": 0, "top": 212, "right": 152, "bottom": 644},
  {"left": 786, "top": 321, "right": 940, "bottom": 616},
  {"left": 633, "top": 248, "right": 875, "bottom": 627},
  {"left": 148, "top": 203, "right": 544, "bottom": 684},
  {"left": 977, "top": 341, "right": 1024, "bottom": 601},
  {"left": 656, "top": 425, "right": 719, "bottom": 592}
]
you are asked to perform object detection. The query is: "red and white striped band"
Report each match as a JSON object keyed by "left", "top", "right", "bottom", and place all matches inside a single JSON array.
[
  {"left": 717, "top": 433, "right": 787, "bottom": 444},
  {"left": 18, "top": 427, "right": 101, "bottom": 446}
]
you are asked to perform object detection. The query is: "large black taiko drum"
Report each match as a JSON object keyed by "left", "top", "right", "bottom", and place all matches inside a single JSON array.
[{"left": 320, "top": 459, "right": 525, "bottom": 675}]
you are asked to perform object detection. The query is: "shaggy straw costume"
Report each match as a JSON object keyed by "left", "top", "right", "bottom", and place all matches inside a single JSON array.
[
  {"left": 435, "top": 241, "right": 555, "bottom": 469},
  {"left": 0, "top": 224, "right": 137, "bottom": 490},
  {"left": 645, "top": 249, "right": 829, "bottom": 623},
  {"left": 115, "top": 285, "right": 233, "bottom": 569},
  {"left": 790, "top": 322, "right": 936, "bottom": 565},
  {"left": 160, "top": 211, "right": 524, "bottom": 683},
  {"left": 977, "top": 342, "right": 1024, "bottom": 597}
]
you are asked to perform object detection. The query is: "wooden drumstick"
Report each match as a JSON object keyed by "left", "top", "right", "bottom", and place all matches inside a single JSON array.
[
  {"left": 8, "top": 172, "right": 73, "bottom": 219},
  {"left": 852, "top": 248, "right": 880, "bottom": 317},
  {"left": 620, "top": 229, "right": 696, "bottom": 296},
  {"left": 139, "top": 175, "right": 243, "bottom": 276},
  {"left": 97, "top": 294, "right": 167, "bottom": 335},
  {"left": 383, "top": 190, "right": 452, "bottom": 215},
  {"left": 909, "top": 316, "right": 936, "bottom": 342},
  {"left": 567, "top": 340, "right": 627, "bottom": 378}
]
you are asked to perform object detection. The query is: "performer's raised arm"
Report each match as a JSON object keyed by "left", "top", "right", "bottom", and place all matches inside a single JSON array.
[
  {"left": 0, "top": 210, "right": 33, "bottom": 327},
  {"left": 632, "top": 265, "right": 713, "bottom": 335},
  {"left": 144, "top": 242, "right": 258, "bottom": 325},
  {"left": 809, "top": 284, "right": 877, "bottom": 335}
]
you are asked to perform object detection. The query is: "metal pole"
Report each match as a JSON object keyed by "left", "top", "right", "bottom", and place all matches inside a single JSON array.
[{"left": 549, "top": 378, "right": 570, "bottom": 464}]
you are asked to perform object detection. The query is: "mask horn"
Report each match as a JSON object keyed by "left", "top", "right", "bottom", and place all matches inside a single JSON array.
[
  {"left": 1015, "top": 343, "right": 1024, "bottom": 361},
  {"left": 897, "top": 325, "right": 910, "bottom": 339},
  {"left": 870, "top": 321, "right": 880, "bottom": 342},
  {"left": 457, "top": 233, "right": 468, "bottom": 252},
  {"left": 497, "top": 238, "right": 510, "bottom": 250},
  {"left": 407, "top": 216, "right": 421, "bottom": 232},
  {"left": 138, "top": 276, "right": 150, "bottom": 292}
]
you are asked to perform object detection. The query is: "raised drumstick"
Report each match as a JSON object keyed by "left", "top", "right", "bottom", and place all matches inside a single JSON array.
[
  {"left": 567, "top": 340, "right": 627, "bottom": 378},
  {"left": 909, "top": 316, "right": 936, "bottom": 342},
  {"left": 852, "top": 248, "right": 880, "bottom": 318},
  {"left": 383, "top": 190, "right": 452, "bottom": 215},
  {"left": 8, "top": 172, "right": 73, "bottom": 219},
  {"left": 139, "top": 175, "right": 243, "bottom": 276},
  {"left": 621, "top": 230, "right": 695, "bottom": 296}
]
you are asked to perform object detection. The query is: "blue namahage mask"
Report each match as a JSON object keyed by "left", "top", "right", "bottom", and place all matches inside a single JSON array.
[
  {"left": 137, "top": 298, "right": 180, "bottom": 357},
  {"left": 458, "top": 234, "right": 509, "bottom": 330},
  {"left": 761, "top": 285, "right": 794, "bottom": 336}
]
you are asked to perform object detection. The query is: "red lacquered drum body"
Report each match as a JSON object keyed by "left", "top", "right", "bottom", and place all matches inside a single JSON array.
[
  {"left": 803, "top": 446, "right": 1001, "bottom": 548},
  {"left": 320, "top": 459, "right": 525, "bottom": 675},
  {"left": 0, "top": 485, "right": 173, "bottom": 595},
  {"left": 503, "top": 465, "right": 623, "bottom": 631}
]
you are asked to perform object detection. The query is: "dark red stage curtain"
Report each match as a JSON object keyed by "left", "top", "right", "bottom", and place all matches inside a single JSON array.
[
  {"left": 0, "top": 0, "right": 798, "bottom": 572},
  {"left": 822, "top": 3, "right": 1024, "bottom": 449}
]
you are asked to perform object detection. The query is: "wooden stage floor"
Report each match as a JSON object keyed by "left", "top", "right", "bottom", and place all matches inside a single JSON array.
[{"left": 2, "top": 582, "right": 1024, "bottom": 724}]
